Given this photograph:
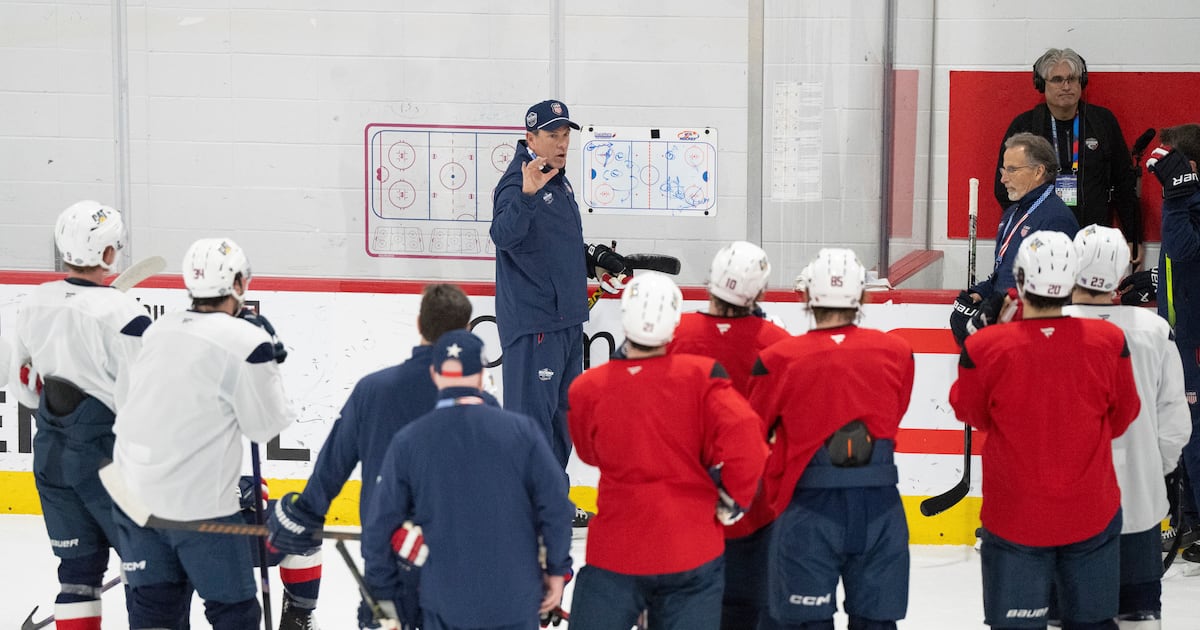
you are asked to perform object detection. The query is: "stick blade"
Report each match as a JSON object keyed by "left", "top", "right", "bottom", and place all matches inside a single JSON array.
[
  {"left": 110, "top": 255, "right": 166, "bottom": 292},
  {"left": 919, "top": 480, "right": 970, "bottom": 517},
  {"left": 625, "top": 253, "right": 681, "bottom": 275}
]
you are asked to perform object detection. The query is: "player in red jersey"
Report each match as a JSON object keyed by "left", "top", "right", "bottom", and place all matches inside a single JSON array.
[
  {"left": 950, "top": 230, "right": 1140, "bottom": 630},
  {"left": 667, "top": 240, "right": 787, "bottom": 630},
  {"left": 567, "top": 271, "right": 767, "bottom": 630},
  {"left": 749, "top": 248, "right": 915, "bottom": 630}
]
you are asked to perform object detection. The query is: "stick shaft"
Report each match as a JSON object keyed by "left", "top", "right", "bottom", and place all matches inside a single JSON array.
[
  {"left": 250, "top": 444, "right": 273, "bottom": 630},
  {"left": 968, "top": 178, "right": 979, "bottom": 286}
]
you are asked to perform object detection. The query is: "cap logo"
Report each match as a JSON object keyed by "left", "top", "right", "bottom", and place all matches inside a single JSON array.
[
  {"left": 551, "top": 102, "right": 563, "bottom": 115},
  {"left": 444, "top": 342, "right": 462, "bottom": 359},
  {"left": 526, "top": 112, "right": 537, "bottom": 128}
]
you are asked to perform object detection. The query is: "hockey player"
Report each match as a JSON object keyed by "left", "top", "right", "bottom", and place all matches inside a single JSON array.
[
  {"left": 107, "top": 238, "right": 295, "bottom": 629},
  {"left": 1063, "top": 225, "right": 1190, "bottom": 628},
  {"left": 363, "top": 329, "right": 575, "bottom": 629},
  {"left": 489, "top": 99, "right": 628, "bottom": 527},
  {"left": 567, "top": 272, "right": 767, "bottom": 630},
  {"left": 748, "top": 248, "right": 914, "bottom": 630},
  {"left": 667, "top": 240, "right": 788, "bottom": 630},
  {"left": 10, "top": 201, "right": 151, "bottom": 629},
  {"left": 950, "top": 230, "right": 1140, "bottom": 630},
  {"left": 265, "top": 283, "right": 487, "bottom": 629}
]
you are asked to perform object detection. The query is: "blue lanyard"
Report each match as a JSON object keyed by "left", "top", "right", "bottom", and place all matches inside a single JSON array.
[
  {"left": 1050, "top": 115, "right": 1080, "bottom": 175},
  {"left": 435, "top": 395, "right": 484, "bottom": 409},
  {"left": 996, "top": 186, "right": 1055, "bottom": 265}
]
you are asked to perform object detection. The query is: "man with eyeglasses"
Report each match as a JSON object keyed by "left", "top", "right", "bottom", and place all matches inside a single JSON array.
[
  {"left": 951, "top": 132, "right": 1079, "bottom": 345},
  {"left": 993, "top": 47, "right": 1142, "bottom": 268}
]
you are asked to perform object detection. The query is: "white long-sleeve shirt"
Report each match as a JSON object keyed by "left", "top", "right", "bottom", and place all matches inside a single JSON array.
[
  {"left": 11, "top": 279, "right": 150, "bottom": 411},
  {"left": 1064, "top": 304, "right": 1192, "bottom": 533},
  {"left": 113, "top": 310, "right": 294, "bottom": 521}
]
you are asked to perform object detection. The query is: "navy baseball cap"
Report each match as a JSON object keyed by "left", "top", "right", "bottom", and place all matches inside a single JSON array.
[
  {"left": 432, "top": 330, "right": 486, "bottom": 377},
  {"left": 525, "top": 100, "right": 580, "bottom": 132}
]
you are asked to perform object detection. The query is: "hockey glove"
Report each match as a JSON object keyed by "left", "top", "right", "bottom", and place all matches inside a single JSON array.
[
  {"left": 709, "top": 463, "right": 746, "bottom": 526},
  {"left": 239, "top": 308, "right": 288, "bottom": 363},
  {"left": 1118, "top": 268, "right": 1158, "bottom": 306},
  {"left": 949, "top": 290, "right": 980, "bottom": 347},
  {"left": 266, "top": 492, "right": 323, "bottom": 555},
  {"left": 237, "top": 475, "right": 269, "bottom": 512},
  {"left": 585, "top": 243, "right": 628, "bottom": 279},
  {"left": 18, "top": 362, "right": 43, "bottom": 398},
  {"left": 965, "top": 289, "right": 1018, "bottom": 337},
  {"left": 391, "top": 520, "right": 429, "bottom": 571},
  {"left": 1147, "top": 146, "right": 1200, "bottom": 200},
  {"left": 599, "top": 271, "right": 629, "bottom": 295}
]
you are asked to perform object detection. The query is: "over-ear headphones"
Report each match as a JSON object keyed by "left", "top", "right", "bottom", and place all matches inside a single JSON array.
[{"left": 1032, "top": 50, "right": 1088, "bottom": 93}]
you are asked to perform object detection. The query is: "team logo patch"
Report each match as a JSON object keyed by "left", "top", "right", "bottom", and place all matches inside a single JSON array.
[
  {"left": 627, "top": 366, "right": 642, "bottom": 375},
  {"left": 1021, "top": 225, "right": 1031, "bottom": 237},
  {"left": 830, "top": 334, "right": 846, "bottom": 345},
  {"left": 538, "top": 367, "right": 555, "bottom": 381},
  {"left": 551, "top": 102, "right": 563, "bottom": 115},
  {"left": 1040, "top": 327, "right": 1056, "bottom": 338},
  {"left": 526, "top": 112, "right": 537, "bottom": 128},
  {"left": 1085, "top": 137, "right": 1099, "bottom": 150},
  {"left": 1188, "top": 391, "right": 1197, "bottom": 405},
  {"left": 543, "top": 191, "right": 554, "bottom": 204},
  {"left": 716, "top": 323, "right": 732, "bottom": 335}
]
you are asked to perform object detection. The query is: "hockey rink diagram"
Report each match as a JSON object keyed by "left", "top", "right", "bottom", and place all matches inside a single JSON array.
[
  {"left": 365, "top": 123, "right": 524, "bottom": 259},
  {"left": 581, "top": 127, "right": 717, "bottom": 215}
]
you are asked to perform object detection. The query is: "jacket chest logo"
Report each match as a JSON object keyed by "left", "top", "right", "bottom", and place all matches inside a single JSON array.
[{"left": 542, "top": 191, "right": 554, "bottom": 204}]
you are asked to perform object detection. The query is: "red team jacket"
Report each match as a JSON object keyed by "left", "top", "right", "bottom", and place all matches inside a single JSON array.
[
  {"left": 748, "top": 325, "right": 915, "bottom": 518},
  {"left": 949, "top": 317, "right": 1140, "bottom": 546},
  {"left": 668, "top": 312, "right": 790, "bottom": 537},
  {"left": 568, "top": 353, "right": 768, "bottom": 575}
]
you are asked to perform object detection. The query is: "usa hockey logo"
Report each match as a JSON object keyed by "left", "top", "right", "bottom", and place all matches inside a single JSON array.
[
  {"left": 677, "top": 130, "right": 700, "bottom": 141},
  {"left": 551, "top": 102, "right": 564, "bottom": 115},
  {"left": 526, "top": 112, "right": 538, "bottom": 128}
]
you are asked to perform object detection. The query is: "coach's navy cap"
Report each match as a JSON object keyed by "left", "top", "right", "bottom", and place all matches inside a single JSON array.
[
  {"left": 525, "top": 100, "right": 580, "bottom": 132},
  {"left": 433, "top": 330, "right": 486, "bottom": 377}
]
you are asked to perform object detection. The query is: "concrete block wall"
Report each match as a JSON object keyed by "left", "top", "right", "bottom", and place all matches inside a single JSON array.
[{"left": 2, "top": 0, "right": 1200, "bottom": 289}]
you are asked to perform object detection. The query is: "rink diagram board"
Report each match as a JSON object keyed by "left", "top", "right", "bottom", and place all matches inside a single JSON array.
[
  {"left": 580, "top": 126, "right": 717, "bottom": 216},
  {"left": 365, "top": 123, "right": 524, "bottom": 259}
]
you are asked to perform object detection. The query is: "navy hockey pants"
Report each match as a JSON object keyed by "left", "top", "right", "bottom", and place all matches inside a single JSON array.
[
  {"left": 721, "top": 523, "right": 770, "bottom": 630},
  {"left": 501, "top": 326, "right": 583, "bottom": 470},
  {"left": 980, "top": 511, "right": 1120, "bottom": 629},
  {"left": 570, "top": 556, "right": 724, "bottom": 630},
  {"left": 763, "top": 486, "right": 908, "bottom": 628}
]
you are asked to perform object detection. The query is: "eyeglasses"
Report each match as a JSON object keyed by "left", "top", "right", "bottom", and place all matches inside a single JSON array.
[
  {"left": 1046, "top": 75, "right": 1080, "bottom": 86},
  {"left": 999, "top": 164, "right": 1037, "bottom": 176}
]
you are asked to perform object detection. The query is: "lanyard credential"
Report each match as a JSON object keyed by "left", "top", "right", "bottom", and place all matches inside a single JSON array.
[
  {"left": 995, "top": 186, "right": 1055, "bottom": 266},
  {"left": 1050, "top": 115, "right": 1080, "bottom": 174}
]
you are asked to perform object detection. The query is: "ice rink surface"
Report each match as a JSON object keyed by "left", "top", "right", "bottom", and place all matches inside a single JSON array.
[{"left": 4, "top": 514, "right": 1200, "bottom": 629}]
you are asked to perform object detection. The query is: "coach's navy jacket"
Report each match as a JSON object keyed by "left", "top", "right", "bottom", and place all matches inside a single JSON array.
[
  {"left": 970, "top": 181, "right": 1080, "bottom": 300},
  {"left": 490, "top": 139, "right": 588, "bottom": 346},
  {"left": 1159, "top": 188, "right": 1200, "bottom": 346}
]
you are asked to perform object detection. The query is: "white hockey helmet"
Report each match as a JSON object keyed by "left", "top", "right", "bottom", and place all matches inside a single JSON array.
[
  {"left": 182, "top": 238, "right": 252, "bottom": 300},
  {"left": 1014, "top": 230, "right": 1077, "bottom": 298},
  {"left": 795, "top": 248, "right": 867, "bottom": 308},
  {"left": 708, "top": 241, "right": 772, "bottom": 307},
  {"left": 55, "top": 200, "right": 125, "bottom": 270},
  {"left": 621, "top": 271, "right": 683, "bottom": 347},
  {"left": 1073, "top": 224, "right": 1130, "bottom": 293}
]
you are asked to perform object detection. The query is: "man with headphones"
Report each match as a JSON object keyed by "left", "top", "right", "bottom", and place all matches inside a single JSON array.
[{"left": 994, "top": 47, "right": 1143, "bottom": 268}]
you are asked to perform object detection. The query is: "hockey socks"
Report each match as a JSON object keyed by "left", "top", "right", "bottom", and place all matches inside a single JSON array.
[{"left": 279, "top": 550, "right": 322, "bottom": 610}]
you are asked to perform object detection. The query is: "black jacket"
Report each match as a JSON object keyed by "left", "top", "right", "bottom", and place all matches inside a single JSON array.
[{"left": 994, "top": 102, "right": 1140, "bottom": 244}]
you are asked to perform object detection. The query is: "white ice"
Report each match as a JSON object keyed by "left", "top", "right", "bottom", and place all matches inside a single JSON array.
[{"left": 3, "top": 514, "right": 1200, "bottom": 629}]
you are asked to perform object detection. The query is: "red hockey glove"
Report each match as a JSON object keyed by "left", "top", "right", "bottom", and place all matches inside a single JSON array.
[{"left": 391, "top": 520, "right": 429, "bottom": 570}]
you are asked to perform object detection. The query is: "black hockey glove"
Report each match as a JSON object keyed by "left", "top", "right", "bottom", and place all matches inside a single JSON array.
[
  {"left": 949, "top": 290, "right": 980, "bottom": 347},
  {"left": 266, "top": 492, "right": 323, "bottom": 555},
  {"left": 965, "top": 290, "right": 1014, "bottom": 337},
  {"left": 708, "top": 463, "right": 746, "bottom": 525},
  {"left": 585, "top": 243, "right": 629, "bottom": 293},
  {"left": 1147, "top": 146, "right": 1200, "bottom": 200},
  {"left": 239, "top": 308, "right": 288, "bottom": 363},
  {"left": 237, "top": 475, "right": 268, "bottom": 512},
  {"left": 1118, "top": 268, "right": 1158, "bottom": 306}
]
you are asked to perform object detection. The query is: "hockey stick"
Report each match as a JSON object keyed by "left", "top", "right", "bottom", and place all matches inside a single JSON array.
[
  {"left": 98, "top": 461, "right": 360, "bottom": 541},
  {"left": 587, "top": 250, "right": 683, "bottom": 309},
  {"left": 920, "top": 177, "right": 979, "bottom": 518},
  {"left": 250, "top": 443, "right": 273, "bottom": 630},
  {"left": 109, "top": 255, "right": 166, "bottom": 292},
  {"left": 334, "top": 540, "right": 414, "bottom": 630},
  {"left": 21, "top": 577, "right": 122, "bottom": 630}
]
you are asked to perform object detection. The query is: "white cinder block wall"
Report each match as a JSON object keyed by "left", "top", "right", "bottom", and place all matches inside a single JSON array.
[{"left": 1, "top": 1, "right": 1199, "bottom": 288}]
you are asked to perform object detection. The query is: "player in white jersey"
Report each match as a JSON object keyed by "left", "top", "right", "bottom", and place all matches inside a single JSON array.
[
  {"left": 1064, "top": 225, "right": 1192, "bottom": 629},
  {"left": 10, "top": 201, "right": 151, "bottom": 630},
  {"left": 108, "top": 238, "right": 295, "bottom": 629}
]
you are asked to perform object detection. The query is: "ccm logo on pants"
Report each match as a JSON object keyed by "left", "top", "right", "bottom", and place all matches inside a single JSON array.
[{"left": 789, "top": 593, "right": 833, "bottom": 606}]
